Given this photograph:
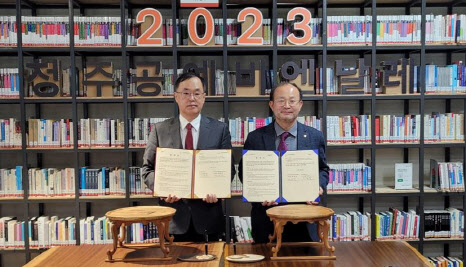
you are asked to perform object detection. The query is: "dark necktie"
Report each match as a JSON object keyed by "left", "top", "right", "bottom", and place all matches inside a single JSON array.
[
  {"left": 185, "top": 123, "right": 193, "bottom": 150},
  {"left": 278, "top": 132, "right": 290, "bottom": 151}
]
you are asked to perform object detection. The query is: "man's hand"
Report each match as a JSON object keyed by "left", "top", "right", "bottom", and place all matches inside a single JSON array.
[
  {"left": 306, "top": 187, "right": 324, "bottom": 205},
  {"left": 161, "top": 194, "right": 181, "bottom": 203},
  {"left": 262, "top": 200, "right": 279, "bottom": 207},
  {"left": 203, "top": 194, "right": 218, "bottom": 203}
]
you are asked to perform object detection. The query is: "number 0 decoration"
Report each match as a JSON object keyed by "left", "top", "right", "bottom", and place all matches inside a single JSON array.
[{"left": 188, "top": 8, "right": 215, "bottom": 46}]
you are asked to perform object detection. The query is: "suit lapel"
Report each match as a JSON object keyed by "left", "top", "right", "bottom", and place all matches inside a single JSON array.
[
  {"left": 263, "top": 123, "right": 277, "bottom": 150},
  {"left": 297, "top": 122, "right": 310, "bottom": 150},
  {"left": 197, "top": 115, "right": 210, "bottom": 149},
  {"left": 169, "top": 117, "right": 183, "bottom": 149}
]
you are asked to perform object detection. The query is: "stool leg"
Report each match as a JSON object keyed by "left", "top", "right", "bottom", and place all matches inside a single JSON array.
[
  {"left": 319, "top": 220, "right": 335, "bottom": 257},
  {"left": 271, "top": 220, "right": 285, "bottom": 258},
  {"left": 155, "top": 221, "right": 170, "bottom": 257},
  {"left": 107, "top": 222, "right": 121, "bottom": 261},
  {"left": 118, "top": 223, "right": 126, "bottom": 247},
  {"left": 163, "top": 218, "right": 174, "bottom": 245},
  {"left": 268, "top": 218, "right": 278, "bottom": 244}
]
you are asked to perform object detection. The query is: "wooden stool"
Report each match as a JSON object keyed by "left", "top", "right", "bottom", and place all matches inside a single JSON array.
[
  {"left": 105, "top": 206, "right": 176, "bottom": 262},
  {"left": 266, "top": 204, "right": 336, "bottom": 261}
]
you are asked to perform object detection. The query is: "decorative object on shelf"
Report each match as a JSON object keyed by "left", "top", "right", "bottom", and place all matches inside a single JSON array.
[{"left": 395, "top": 163, "right": 413, "bottom": 190}]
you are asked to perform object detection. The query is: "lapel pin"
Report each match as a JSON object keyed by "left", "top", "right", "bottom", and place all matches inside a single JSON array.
[{"left": 304, "top": 134, "right": 307, "bottom": 138}]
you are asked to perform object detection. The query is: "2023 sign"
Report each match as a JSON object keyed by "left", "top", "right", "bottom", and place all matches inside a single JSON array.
[{"left": 136, "top": 7, "right": 314, "bottom": 46}]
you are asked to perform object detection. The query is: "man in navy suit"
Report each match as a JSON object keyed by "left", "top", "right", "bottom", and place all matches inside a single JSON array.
[
  {"left": 142, "top": 72, "right": 233, "bottom": 242},
  {"left": 240, "top": 82, "right": 329, "bottom": 243}
]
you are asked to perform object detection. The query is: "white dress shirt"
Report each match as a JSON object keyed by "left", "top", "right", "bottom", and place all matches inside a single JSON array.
[{"left": 179, "top": 114, "right": 201, "bottom": 149}]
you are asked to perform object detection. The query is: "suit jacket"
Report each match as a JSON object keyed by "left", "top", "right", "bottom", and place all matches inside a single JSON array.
[
  {"left": 142, "top": 115, "right": 233, "bottom": 235},
  {"left": 239, "top": 121, "right": 329, "bottom": 243}
]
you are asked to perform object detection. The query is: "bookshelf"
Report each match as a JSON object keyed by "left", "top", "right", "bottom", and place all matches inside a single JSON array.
[{"left": 1, "top": 0, "right": 466, "bottom": 265}]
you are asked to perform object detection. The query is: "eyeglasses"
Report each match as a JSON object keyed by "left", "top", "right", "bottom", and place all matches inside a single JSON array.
[
  {"left": 274, "top": 99, "right": 300, "bottom": 107},
  {"left": 176, "top": 91, "right": 204, "bottom": 100}
]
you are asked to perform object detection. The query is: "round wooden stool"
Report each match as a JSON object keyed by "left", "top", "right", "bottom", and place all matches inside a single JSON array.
[
  {"left": 266, "top": 204, "right": 335, "bottom": 261},
  {"left": 105, "top": 206, "right": 176, "bottom": 262}
]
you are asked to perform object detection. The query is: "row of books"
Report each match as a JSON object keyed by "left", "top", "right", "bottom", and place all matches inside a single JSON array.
[
  {"left": 430, "top": 160, "right": 465, "bottom": 193},
  {"left": 84, "top": 217, "right": 158, "bottom": 245},
  {"left": 427, "top": 256, "right": 464, "bottom": 267},
  {"left": 82, "top": 218, "right": 160, "bottom": 245},
  {"left": 29, "top": 216, "right": 77, "bottom": 248},
  {"left": 28, "top": 168, "right": 75, "bottom": 197},
  {"left": 0, "top": 68, "right": 19, "bottom": 98},
  {"left": 230, "top": 216, "right": 253, "bottom": 243},
  {"left": 27, "top": 119, "right": 74, "bottom": 148},
  {"left": 425, "top": 64, "right": 466, "bottom": 94},
  {"left": 327, "top": 113, "right": 466, "bottom": 144},
  {"left": 327, "top": 115, "right": 372, "bottom": 144},
  {"left": 80, "top": 216, "right": 112, "bottom": 245},
  {"left": 230, "top": 165, "right": 242, "bottom": 195},
  {"left": 74, "top": 17, "right": 122, "bottom": 47},
  {"left": 21, "top": 17, "right": 70, "bottom": 47},
  {"left": 33, "top": 216, "right": 155, "bottom": 247},
  {"left": 77, "top": 118, "right": 124, "bottom": 148},
  {"left": 375, "top": 209, "right": 420, "bottom": 240},
  {"left": 21, "top": 16, "right": 122, "bottom": 47},
  {"left": 4, "top": 113, "right": 463, "bottom": 149},
  {"left": 227, "top": 116, "right": 321, "bottom": 146},
  {"left": 4, "top": 14, "right": 466, "bottom": 46},
  {"left": 128, "top": 118, "right": 167, "bottom": 147},
  {"left": 328, "top": 163, "right": 372, "bottom": 192},
  {"left": 0, "top": 118, "right": 21, "bottom": 148},
  {"left": 129, "top": 167, "right": 151, "bottom": 196},
  {"left": 0, "top": 167, "right": 23, "bottom": 197},
  {"left": 214, "top": 69, "right": 239, "bottom": 96},
  {"left": 424, "top": 113, "right": 464, "bottom": 142},
  {"left": 79, "top": 167, "right": 125, "bottom": 196},
  {"left": 0, "top": 17, "right": 17, "bottom": 46},
  {"left": 424, "top": 209, "right": 464, "bottom": 238},
  {"left": 0, "top": 166, "right": 152, "bottom": 198},
  {"left": 329, "top": 211, "right": 371, "bottom": 241},
  {"left": 0, "top": 209, "right": 463, "bottom": 248},
  {"left": 227, "top": 117, "right": 272, "bottom": 146}
]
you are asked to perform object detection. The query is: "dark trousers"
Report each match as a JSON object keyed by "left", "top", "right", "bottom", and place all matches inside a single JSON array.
[
  {"left": 172, "top": 220, "right": 222, "bottom": 242},
  {"left": 251, "top": 204, "right": 315, "bottom": 243}
]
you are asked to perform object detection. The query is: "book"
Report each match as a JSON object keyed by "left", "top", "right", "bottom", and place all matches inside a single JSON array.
[
  {"left": 242, "top": 149, "right": 320, "bottom": 203},
  {"left": 153, "top": 147, "right": 232, "bottom": 198},
  {"left": 395, "top": 163, "right": 413, "bottom": 189}
]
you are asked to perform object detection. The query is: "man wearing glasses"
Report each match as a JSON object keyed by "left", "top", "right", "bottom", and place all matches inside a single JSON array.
[
  {"left": 239, "top": 82, "right": 329, "bottom": 243},
  {"left": 142, "top": 72, "right": 233, "bottom": 242}
]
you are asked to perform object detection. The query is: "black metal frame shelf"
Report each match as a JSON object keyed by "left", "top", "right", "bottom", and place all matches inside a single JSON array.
[{"left": 0, "top": 0, "right": 466, "bottom": 264}]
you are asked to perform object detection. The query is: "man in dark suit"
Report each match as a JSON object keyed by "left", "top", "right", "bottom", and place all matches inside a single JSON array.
[
  {"left": 240, "top": 82, "right": 329, "bottom": 243},
  {"left": 142, "top": 72, "right": 233, "bottom": 242}
]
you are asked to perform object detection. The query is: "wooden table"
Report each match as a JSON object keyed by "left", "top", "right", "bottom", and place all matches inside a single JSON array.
[
  {"left": 105, "top": 206, "right": 176, "bottom": 262},
  {"left": 25, "top": 242, "right": 224, "bottom": 267},
  {"left": 266, "top": 204, "right": 335, "bottom": 260},
  {"left": 24, "top": 241, "right": 431, "bottom": 267},
  {"left": 223, "top": 241, "right": 432, "bottom": 267}
]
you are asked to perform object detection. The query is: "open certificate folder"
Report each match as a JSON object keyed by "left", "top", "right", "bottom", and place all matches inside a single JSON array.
[
  {"left": 242, "top": 149, "right": 320, "bottom": 203},
  {"left": 153, "top": 147, "right": 232, "bottom": 199}
]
